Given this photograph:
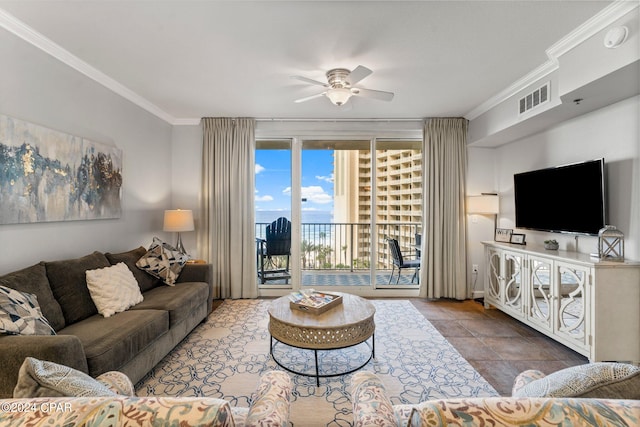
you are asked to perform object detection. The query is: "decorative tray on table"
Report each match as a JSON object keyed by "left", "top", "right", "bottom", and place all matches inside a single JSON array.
[{"left": 288, "top": 289, "right": 343, "bottom": 314}]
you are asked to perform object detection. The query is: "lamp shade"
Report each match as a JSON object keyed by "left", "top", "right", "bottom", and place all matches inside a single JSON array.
[
  {"left": 163, "top": 209, "right": 194, "bottom": 232},
  {"left": 467, "top": 195, "right": 499, "bottom": 214}
]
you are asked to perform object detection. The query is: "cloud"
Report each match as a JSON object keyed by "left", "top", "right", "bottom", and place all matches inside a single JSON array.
[
  {"left": 255, "top": 194, "right": 274, "bottom": 202},
  {"left": 316, "top": 173, "right": 334, "bottom": 184},
  {"left": 302, "top": 186, "right": 332, "bottom": 204},
  {"left": 283, "top": 186, "right": 332, "bottom": 204},
  {"left": 255, "top": 164, "right": 265, "bottom": 174}
]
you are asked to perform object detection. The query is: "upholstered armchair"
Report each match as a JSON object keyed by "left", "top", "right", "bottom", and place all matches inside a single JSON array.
[
  {"left": 351, "top": 367, "right": 640, "bottom": 427},
  {"left": 2, "top": 358, "right": 292, "bottom": 427}
]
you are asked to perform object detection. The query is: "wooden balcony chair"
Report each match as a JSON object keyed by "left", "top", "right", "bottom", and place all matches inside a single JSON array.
[{"left": 256, "top": 217, "right": 292, "bottom": 284}]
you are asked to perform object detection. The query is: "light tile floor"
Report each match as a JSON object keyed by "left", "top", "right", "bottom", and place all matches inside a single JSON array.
[{"left": 409, "top": 298, "right": 588, "bottom": 395}]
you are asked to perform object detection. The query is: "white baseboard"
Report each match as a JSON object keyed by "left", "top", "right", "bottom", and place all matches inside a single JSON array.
[{"left": 472, "top": 290, "right": 484, "bottom": 300}]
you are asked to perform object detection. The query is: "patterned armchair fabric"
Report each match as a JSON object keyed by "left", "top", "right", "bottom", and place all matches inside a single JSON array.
[
  {"left": 351, "top": 371, "right": 640, "bottom": 427},
  {"left": 408, "top": 398, "right": 640, "bottom": 427},
  {"left": 0, "top": 370, "right": 292, "bottom": 427},
  {"left": 0, "top": 396, "right": 236, "bottom": 427}
]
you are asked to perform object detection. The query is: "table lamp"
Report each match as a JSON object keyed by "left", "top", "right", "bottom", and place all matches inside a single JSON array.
[{"left": 163, "top": 209, "right": 194, "bottom": 254}]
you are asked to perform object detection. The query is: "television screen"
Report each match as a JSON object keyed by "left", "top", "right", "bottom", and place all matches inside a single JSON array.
[{"left": 514, "top": 159, "right": 606, "bottom": 235}]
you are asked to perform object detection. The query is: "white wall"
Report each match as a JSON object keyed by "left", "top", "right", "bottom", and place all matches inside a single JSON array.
[
  {"left": 466, "top": 147, "right": 498, "bottom": 296},
  {"left": 0, "top": 30, "right": 174, "bottom": 274},
  {"left": 170, "top": 124, "right": 202, "bottom": 257},
  {"left": 494, "top": 95, "right": 639, "bottom": 260}
]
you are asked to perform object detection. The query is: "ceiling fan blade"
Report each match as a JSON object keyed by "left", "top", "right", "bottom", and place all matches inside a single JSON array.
[
  {"left": 290, "top": 75, "right": 328, "bottom": 87},
  {"left": 351, "top": 87, "right": 394, "bottom": 102},
  {"left": 294, "top": 92, "right": 326, "bottom": 103},
  {"left": 347, "top": 66, "right": 372, "bottom": 85}
]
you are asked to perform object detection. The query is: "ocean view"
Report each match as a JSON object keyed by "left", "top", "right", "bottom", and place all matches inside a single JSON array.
[{"left": 255, "top": 210, "right": 333, "bottom": 225}]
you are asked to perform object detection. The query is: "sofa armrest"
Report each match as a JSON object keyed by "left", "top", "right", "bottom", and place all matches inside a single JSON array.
[
  {"left": 0, "top": 335, "right": 88, "bottom": 398},
  {"left": 350, "top": 371, "right": 398, "bottom": 427},
  {"left": 245, "top": 370, "right": 292, "bottom": 427},
  {"left": 177, "top": 263, "right": 216, "bottom": 310}
]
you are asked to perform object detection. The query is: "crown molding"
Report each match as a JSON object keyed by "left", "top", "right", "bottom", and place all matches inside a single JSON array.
[
  {"left": 2, "top": 2, "right": 636, "bottom": 126},
  {"left": 0, "top": 8, "right": 177, "bottom": 125},
  {"left": 465, "top": 0, "right": 639, "bottom": 121}
]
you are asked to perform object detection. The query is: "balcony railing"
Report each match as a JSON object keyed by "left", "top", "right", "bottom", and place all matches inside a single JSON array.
[{"left": 255, "top": 222, "right": 421, "bottom": 272}]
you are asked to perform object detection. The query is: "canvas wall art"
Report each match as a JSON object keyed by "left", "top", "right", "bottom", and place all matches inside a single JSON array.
[{"left": 0, "top": 114, "right": 122, "bottom": 224}]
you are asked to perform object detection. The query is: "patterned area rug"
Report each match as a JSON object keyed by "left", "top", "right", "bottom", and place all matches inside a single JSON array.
[{"left": 135, "top": 299, "right": 498, "bottom": 426}]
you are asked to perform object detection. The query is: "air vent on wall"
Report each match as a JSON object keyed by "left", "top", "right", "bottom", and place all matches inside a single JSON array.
[{"left": 519, "top": 82, "right": 550, "bottom": 115}]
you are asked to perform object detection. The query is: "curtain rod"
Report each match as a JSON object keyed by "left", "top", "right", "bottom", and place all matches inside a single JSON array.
[{"left": 255, "top": 118, "right": 423, "bottom": 123}]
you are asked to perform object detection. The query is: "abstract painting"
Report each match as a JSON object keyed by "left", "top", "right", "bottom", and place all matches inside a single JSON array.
[{"left": 0, "top": 114, "right": 122, "bottom": 224}]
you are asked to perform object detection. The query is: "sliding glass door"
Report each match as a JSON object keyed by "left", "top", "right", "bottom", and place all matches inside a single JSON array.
[
  {"left": 255, "top": 137, "right": 422, "bottom": 294},
  {"left": 301, "top": 140, "right": 372, "bottom": 287},
  {"left": 255, "top": 140, "right": 293, "bottom": 289}
]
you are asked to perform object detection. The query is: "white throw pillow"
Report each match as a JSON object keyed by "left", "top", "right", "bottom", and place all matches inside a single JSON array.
[{"left": 85, "top": 262, "right": 143, "bottom": 318}]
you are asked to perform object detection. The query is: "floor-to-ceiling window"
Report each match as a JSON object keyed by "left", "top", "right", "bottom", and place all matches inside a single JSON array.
[
  {"left": 373, "top": 140, "right": 422, "bottom": 288},
  {"left": 255, "top": 140, "right": 293, "bottom": 289},
  {"left": 254, "top": 128, "right": 423, "bottom": 297}
]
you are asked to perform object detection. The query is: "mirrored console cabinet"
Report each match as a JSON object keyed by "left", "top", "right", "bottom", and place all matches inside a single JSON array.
[{"left": 482, "top": 241, "right": 640, "bottom": 363}]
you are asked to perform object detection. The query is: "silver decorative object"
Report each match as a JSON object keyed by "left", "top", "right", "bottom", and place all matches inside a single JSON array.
[{"left": 598, "top": 225, "right": 624, "bottom": 262}]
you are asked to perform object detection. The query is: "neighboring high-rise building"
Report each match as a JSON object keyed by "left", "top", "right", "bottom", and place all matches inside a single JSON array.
[{"left": 334, "top": 144, "right": 422, "bottom": 269}]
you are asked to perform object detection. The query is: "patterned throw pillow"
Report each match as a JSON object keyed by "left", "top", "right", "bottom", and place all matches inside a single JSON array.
[
  {"left": 13, "top": 357, "right": 117, "bottom": 398},
  {"left": 513, "top": 362, "right": 640, "bottom": 399},
  {"left": 85, "top": 262, "right": 144, "bottom": 317},
  {"left": 136, "top": 237, "right": 188, "bottom": 286},
  {"left": 0, "top": 285, "right": 56, "bottom": 336}
]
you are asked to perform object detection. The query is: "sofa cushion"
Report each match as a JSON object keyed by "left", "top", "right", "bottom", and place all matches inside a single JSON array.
[
  {"left": 136, "top": 237, "right": 188, "bottom": 286},
  {"left": 13, "top": 357, "right": 116, "bottom": 398},
  {"left": 512, "top": 362, "right": 640, "bottom": 399},
  {"left": 0, "top": 262, "right": 65, "bottom": 331},
  {"left": 85, "top": 263, "right": 144, "bottom": 318},
  {"left": 105, "top": 247, "right": 161, "bottom": 292},
  {"left": 58, "top": 309, "right": 169, "bottom": 376},
  {"left": 46, "top": 252, "right": 111, "bottom": 325},
  {"left": 0, "top": 285, "right": 56, "bottom": 336},
  {"left": 129, "top": 282, "right": 208, "bottom": 327}
]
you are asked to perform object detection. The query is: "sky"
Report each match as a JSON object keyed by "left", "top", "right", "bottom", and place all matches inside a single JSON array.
[{"left": 255, "top": 149, "right": 334, "bottom": 216}]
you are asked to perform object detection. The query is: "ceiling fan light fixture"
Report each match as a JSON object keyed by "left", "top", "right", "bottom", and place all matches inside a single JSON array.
[{"left": 326, "top": 88, "right": 352, "bottom": 106}]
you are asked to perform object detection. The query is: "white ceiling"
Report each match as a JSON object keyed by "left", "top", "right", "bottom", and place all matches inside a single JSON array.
[{"left": 0, "top": 1, "right": 612, "bottom": 123}]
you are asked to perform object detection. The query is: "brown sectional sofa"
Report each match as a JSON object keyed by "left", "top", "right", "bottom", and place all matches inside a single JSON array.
[{"left": 0, "top": 246, "right": 213, "bottom": 397}]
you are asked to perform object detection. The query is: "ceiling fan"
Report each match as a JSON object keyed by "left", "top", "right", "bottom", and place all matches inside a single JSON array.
[{"left": 291, "top": 66, "right": 394, "bottom": 106}]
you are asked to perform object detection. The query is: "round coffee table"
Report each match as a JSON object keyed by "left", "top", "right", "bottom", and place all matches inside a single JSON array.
[{"left": 268, "top": 292, "right": 375, "bottom": 385}]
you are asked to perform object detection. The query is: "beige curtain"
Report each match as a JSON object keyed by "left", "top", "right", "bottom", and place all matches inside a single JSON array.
[
  {"left": 199, "top": 118, "right": 257, "bottom": 299},
  {"left": 422, "top": 118, "right": 468, "bottom": 300}
]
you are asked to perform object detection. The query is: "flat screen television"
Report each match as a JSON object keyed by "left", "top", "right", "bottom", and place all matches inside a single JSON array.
[{"left": 514, "top": 159, "right": 606, "bottom": 235}]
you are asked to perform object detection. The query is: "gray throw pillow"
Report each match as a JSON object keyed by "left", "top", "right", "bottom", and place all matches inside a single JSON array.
[
  {"left": 0, "top": 285, "right": 55, "bottom": 336},
  {"left": 513, "top": 362, "right": 640, "bottom": 399},
  {"left": 13, "top": 357, "right": 116, "bottom": 398}
]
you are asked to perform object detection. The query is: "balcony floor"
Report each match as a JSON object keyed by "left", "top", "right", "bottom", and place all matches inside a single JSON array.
[{"left": 259, "top": 270, "right": 419, "bottom": 286}]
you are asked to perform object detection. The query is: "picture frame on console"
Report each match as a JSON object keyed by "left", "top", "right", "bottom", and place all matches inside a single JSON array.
[
  {"left": 495, "top": 228, "right": 513, "bottom": 243},
  {"left": 510, "top": 233, "right": 526, "bottom": 245}
]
